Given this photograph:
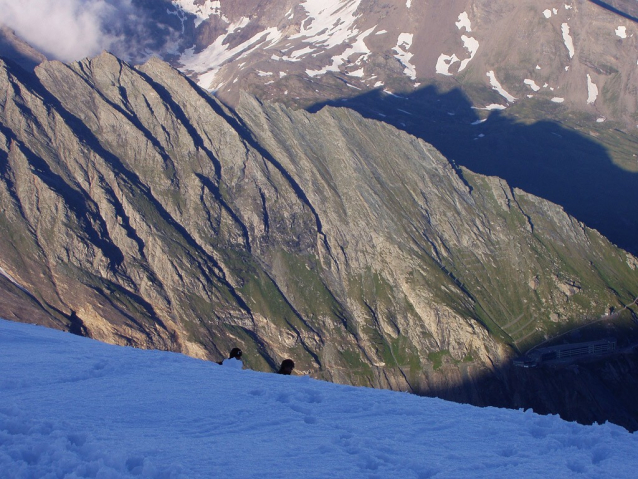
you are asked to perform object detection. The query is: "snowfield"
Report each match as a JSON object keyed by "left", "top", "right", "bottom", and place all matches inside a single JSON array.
[{"left": 1, "top": 319, "right": 637, "bottom": 478}]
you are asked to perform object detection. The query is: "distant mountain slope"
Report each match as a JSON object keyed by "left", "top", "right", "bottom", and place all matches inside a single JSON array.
[
  {"left": 2, "top": 1, "right": 637, "bottom": 249},
  {"left": 1, "top": 53, "right": 638, "bottom": 428},
  {"left": 169, "top": 0, "right": 638, "bottom": 126},
  {"left": 166, "top": 0, "right": 638, "bottom": 252}
]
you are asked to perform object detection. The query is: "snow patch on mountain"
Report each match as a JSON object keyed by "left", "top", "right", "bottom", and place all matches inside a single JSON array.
[
  {"left": 473, "top": 104, "right": 507, "bottom": 111},
  {"left": 172, "top": 0, "right": 223, "bottom": 27},
  {"left": 294, "top": 0, "right": 377, "bottom": 78},
  {"left": 552, "top": 97, "right": 565, "bottom": 103},
  {"left": 543, "top": 8, "right": 559, "bottom": 18},
  {"left": 180, "top": 19, "right": 282, "bottom": 89},
  {"left": 393, "top": 33, "right": 417, "bottom": 80},
  {"left": 587, "top": 74, "right": 598, "bottom": 104},
  {"left": 487, "top": 71, "right": 516, "bottom": 102},
  {"left": 287, "top": 46, "right": 316, "bottom": 60},
  {"left": 524, "top": 79, "right": 541, "bottom": 91},
  {"left": 292, "top": 0, "right": 363, "bottom": 49},
  {"left": 562, "top": 23, "right": 575, "bottom": 58},
  {"left": 616, "top": 26, "right": 627, "bottom": 39},
  {"left": 459, "top": 35, "right": 479, "bottom": 71},
  {"left": 436, "top": 54, "right": 460, "bottom": 75},
  {"left": 456, "top": 12, "right": 472, "bottom": 32},
  {"left": 306, "top": 26, "right": 374, "bottom": 77},
  {"left": 436, "top": 12, "right": 478, "bottom": 76}
]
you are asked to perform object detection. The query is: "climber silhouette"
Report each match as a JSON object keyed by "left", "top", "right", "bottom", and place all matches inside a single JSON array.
[
  {"left": 218, "top": 347, "right": 243, "bottom": 369},
  {"left": 277, "top": 359, "right": 294, "bottom": 375}
]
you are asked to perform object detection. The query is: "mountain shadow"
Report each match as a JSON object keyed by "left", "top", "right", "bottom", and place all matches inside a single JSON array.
[
  {"left": 308, "top": 86, "right": 638, "bottom": 254},
  {"left": 586, "top": 0, "right": 638, "bottom": 23},
  {"left": 420, "top": 314, "right": 638, "bottom": 432}
]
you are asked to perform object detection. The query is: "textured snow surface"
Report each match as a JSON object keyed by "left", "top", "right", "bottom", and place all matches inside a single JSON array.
[{"left": 2, "top": 319, "right": 637, "bottom": 478}]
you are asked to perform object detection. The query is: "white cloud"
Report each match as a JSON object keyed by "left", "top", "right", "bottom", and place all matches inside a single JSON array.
[
  {"left": 0, "top": 0, "right": 180, "bottom": 63},
  {"left": 0, "top": 0, "right": 119, "bottom": 61}
]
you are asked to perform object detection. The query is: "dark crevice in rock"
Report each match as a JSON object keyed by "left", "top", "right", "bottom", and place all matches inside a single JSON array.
[
  {"left": 26, "top": 71, "right": 252, "bottom": 316},
  {"left": 262, "top": 269, "right": 321, "bottom": 339},
  {"left": 134, "top": 68, "right": 223, "bottom": 180},
  {"left": 136, "top": 69, "right": 254, "bottom": 253},
  {"left": 15, "top": 140, "right": 126, "bottom": 269},
  {"left": 196, "top": 174, "right": 251, "bottom": 253},
  {"left": 91, "top": 283, "right": 172, "bottom": 344},
  {"left": 258, "top": 188, "right": 270, "bottom": 238},
  {"left": 63, "top": 62, "right": 179, "bottom": 179},
  {"left": 67, "top": 310, "right": 89, "bottom": 337},
  {"left": 511, "top": 190, "right": 535, "bottom": 234},
  {"left": 0, "top": 126, "right": 30, "bottom": 225},
  {"left": 182, "top": 81, "right": 334, "bottom": 258}
]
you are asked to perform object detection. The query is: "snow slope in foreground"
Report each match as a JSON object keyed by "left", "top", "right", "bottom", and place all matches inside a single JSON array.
[{"left": 1, "top": 319, "right": 636, "bottom": 478}]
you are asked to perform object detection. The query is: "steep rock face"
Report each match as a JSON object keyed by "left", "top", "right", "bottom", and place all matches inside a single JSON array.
[{"left": 1, "top": 54, "right": 637, "bottom": 428}]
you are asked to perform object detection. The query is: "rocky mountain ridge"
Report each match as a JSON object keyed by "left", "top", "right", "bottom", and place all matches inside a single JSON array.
[
  {"left": 2, "top": 1, "right": 637, "bottom": 252},
  {"left": 1, "top": 52, "right": 638, "bottom": 428}
]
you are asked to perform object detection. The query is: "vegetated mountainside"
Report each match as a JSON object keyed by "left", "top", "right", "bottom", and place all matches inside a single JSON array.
[{"left": 1, "top": 53, "right": 638, "bottom": 429}]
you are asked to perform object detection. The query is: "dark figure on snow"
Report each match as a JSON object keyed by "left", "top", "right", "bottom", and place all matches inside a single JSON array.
[
  {"left": 228, "top": 348, "right": 242, "bottom": 360},
  {"left": 277, "top": 359, "right": 295, "bottom": 375},
  {"left": 218, "top": 347, "right": 243, "bottom": 367}
]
